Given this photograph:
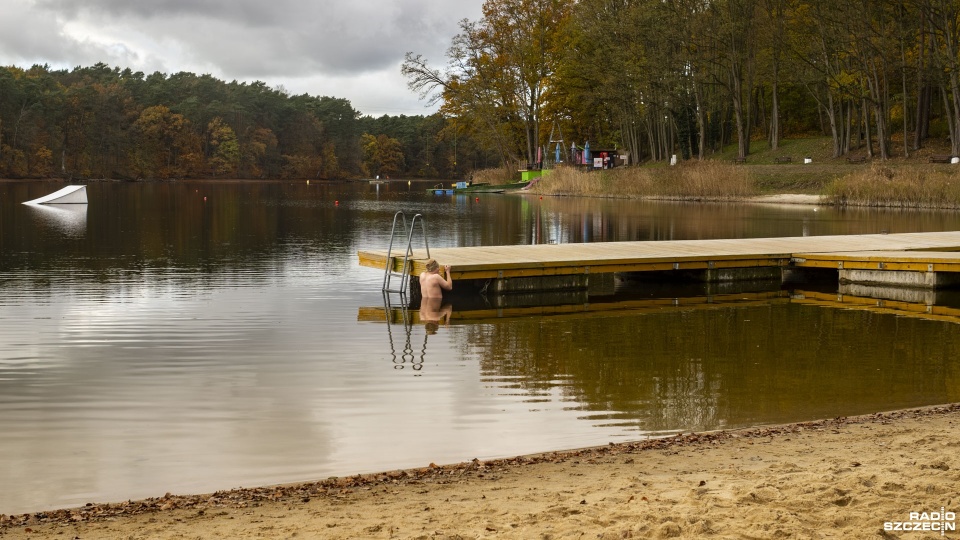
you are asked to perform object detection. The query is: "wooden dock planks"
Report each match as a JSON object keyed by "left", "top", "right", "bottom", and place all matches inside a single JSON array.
[{"left": 358, "top": 231, "right": 960, "bottom": 280}]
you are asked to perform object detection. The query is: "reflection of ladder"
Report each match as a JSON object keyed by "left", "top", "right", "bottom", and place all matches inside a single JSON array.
[
  {"left": 382, "top": 211, "right": 430, "bottom": 295},
  {"left": 382, "top": 291, "right": 426, "bottom": 373}
]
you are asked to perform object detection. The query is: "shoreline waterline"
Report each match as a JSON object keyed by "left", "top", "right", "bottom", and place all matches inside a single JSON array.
[{"left": 4, "top": 402, "right": 958, "bottom": 537}]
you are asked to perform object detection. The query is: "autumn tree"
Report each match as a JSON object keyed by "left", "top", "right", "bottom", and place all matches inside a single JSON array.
[
  {"left": 558, "top": 0, "right": 652, "bottom": 162},
  {"left": 404, "top": 0, "right": 574, "bottom": 168},
  {"left": 920, "top": 0, "right": 960, "bottom": 155},
  {"left": 0, "top": 65, "right": 63, "bottom": 177},
  {"left": 360, "top": 133, "right": 405, "bottom": 178},
  {"left": 130, "top": 105, "right": 199, "bottom": 178},
  {"left": 207, "top": 117, "right": 240, "bottom": 177}
]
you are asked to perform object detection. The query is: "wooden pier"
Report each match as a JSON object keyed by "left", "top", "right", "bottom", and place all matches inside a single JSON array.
[
  {"left": 792, "top": 250, "right": 960, "bottom": 288},
  {"left": 358, "top": 231, "right": 960, "bottom": 296}
]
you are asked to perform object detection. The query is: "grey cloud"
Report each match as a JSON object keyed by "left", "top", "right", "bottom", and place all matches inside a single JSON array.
[
  {"left": 4, "top": 0, "right": 482, "bottom": 114},
  {"left": 0, "top": 2, "right": 158, "bottom": 73},
  {"left": 34, "top": 0, "right": 292, "bottom": 27},
  {"left": 24, "top": 0, "right": 475, "bottom": 76}
]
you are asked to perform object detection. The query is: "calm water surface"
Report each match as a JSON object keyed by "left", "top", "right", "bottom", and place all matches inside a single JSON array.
[{"left": 2, "top": 180, "right": 960, "bottom": 514}]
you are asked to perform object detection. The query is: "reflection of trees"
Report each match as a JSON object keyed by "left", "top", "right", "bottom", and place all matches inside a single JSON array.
[
  {"left": 456, "top": 304, "right": 960, "bottom": 433},
  {"left": 471, "top": 197, "right": 960, "bottom": 246},
  {"left": 8, "top": 182, "right": 960, "bottom": 282},
  {"left": 1, "top": 182, "right": 362, "bottom": 278}
]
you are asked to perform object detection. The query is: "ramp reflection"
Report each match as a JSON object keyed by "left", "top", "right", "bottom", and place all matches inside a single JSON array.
[{"left": 24, "top": 203, "right": 87, "bottom": 235}]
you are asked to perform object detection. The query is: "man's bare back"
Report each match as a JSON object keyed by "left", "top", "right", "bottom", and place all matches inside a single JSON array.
[{"left": 419, "top": 258, "right": 452, "bottom": 299}]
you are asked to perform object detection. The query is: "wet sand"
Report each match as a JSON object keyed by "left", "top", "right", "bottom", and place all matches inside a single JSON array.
[{"left": 2, "top": 404, "right": 958, "bottom": 539}]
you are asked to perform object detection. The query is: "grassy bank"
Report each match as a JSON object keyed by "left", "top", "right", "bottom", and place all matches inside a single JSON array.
[
  {"left": 826, "top": 163, "right": 960, "bottom": 208},
  {"left": 526, "top": 162, "right": 755, "bottom": 200},
  {"left": 512, "top": 136, "right": 960, "bottom": 208},
  {"left": 471, "top": 166, "right": 516, "bottom": 185}
]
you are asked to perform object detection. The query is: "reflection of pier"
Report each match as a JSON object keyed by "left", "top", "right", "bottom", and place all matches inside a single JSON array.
[
  {"left": 358, "top": 232, "right": 960, "bottom": 298},
  {"left": 791, "top": 290, "right": 960, "bottom": 324},
  {"left": 360, "top": 291, "right": 791, "bottom": 324},
  {"left": 360, "top": 287, "right": 960, "bottom": 326}
]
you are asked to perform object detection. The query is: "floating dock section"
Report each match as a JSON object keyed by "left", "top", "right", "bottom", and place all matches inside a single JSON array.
[
  {"left": 358, "top": 231, "right": 960, "bottom": 297},
  {"left": 23, "top": 185, "right": 88, "bottom": 205},
  {"left": 791, "top": 250, "right": 960, "bottom": 288}
]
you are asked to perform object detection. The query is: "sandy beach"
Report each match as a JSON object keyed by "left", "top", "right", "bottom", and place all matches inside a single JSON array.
[
  {"left": 2, "top": 404, "right": 958, "bottom": 539},
  {"left": 747, "top": 193, "right": 824, "bottom": 205}
]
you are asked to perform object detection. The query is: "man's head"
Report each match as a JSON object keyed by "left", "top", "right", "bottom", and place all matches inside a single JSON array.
[{"left": 425, "top": 259, "right": 439, "bottom": 273}]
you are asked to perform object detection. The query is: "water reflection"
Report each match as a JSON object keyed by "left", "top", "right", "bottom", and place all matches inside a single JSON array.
[
  {"left": 23, "top": 203, "right": 87, "bottom": 236},
  {"left": 453, "top": 293, "right": 960, "bottom": 432},
  {"left": 379, "top": 292, "right": 429, "bottom": 373},
  {"left": 795, "top": 288, "right": 960, "bottom": 322},
  {"left": 3, "top": 180, "right": 960, "bottom": 515},
  {"left": 363, "top": 282, "right": 960, "bottom": 435}
]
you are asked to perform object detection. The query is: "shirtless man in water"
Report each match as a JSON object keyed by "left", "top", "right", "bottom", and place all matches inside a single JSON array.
[
  {"left": 418, "top": 258, "right": 453, "bottom": 298},
  {"left": 419, "top": 259, "right": 452, "bottom": 334}
]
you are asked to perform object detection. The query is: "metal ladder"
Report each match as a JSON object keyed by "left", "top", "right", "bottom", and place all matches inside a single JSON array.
[{"left": 382, "top": 211, "right": 430, "bottom": 295}]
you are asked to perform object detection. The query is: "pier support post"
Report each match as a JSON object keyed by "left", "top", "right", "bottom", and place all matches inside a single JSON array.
[
  {"left": 702, "top": 267, "right": 783, "bottom": 282},
  {"left": 837, "top": 283, "right": 957, "bottom": 305},
  {"left": 486, "top": 273, "right": 616, "bottom": 296},
  {"left": 839, "top": 269, "right": 960, "bottom": 289},
  {"left": 623, "top": 266, "right": 783, "bottom": 284}
]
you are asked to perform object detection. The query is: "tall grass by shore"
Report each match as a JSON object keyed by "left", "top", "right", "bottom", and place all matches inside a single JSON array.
[
  {"left": 471, "top": 166, "right": 516, "bottom": 186},
  {"left": 825, "top": 164, "right": 960, "bottom": 208},
  {"left": 526, "top": 162, "right": 756, "bottom": 200}
]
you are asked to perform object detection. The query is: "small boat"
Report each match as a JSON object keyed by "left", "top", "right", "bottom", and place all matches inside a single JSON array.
[
  {"left": 461, "top": 188, "right": 505, "bottom": 194},
  {"left": 456, "top": 181, "right": 528, "bottom": 193},
  {"left": 426, "top": 180, "right": 528, "bottom": 195},
  {"left": 23, "top": 185, "right": 88, "bottom": 205}
]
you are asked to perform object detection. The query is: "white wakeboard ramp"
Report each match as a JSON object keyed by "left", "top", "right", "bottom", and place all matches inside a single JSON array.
[{"left": 23, "top": 185, "right": 88, "bottom": 205}]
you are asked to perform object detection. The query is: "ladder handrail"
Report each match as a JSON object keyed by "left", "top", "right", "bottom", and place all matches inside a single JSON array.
[
  {"left": 382, "top": 211, "right": 408, "bottom": 292},
  {"left": 383, "top": 211, "right": 430, "bottom": 295}
]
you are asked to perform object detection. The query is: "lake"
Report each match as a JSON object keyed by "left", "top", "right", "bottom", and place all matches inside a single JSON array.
[{"left": 2, "top": 179, "right": 960, "bottom": 515}]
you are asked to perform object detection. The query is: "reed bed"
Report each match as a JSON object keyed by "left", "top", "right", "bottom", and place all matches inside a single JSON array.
[
  {"left": 825, "top": 164, "right": 960, "bottom": 208},
  {"left": 528, "top": 162, "right": 756, "bottom": 200},
  {"left": 471, "top": 166, "right": 516, "bottom": 185}
]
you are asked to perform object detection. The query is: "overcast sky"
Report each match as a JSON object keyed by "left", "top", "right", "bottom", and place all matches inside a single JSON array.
[{"left": 0, "top": 0, "right": 484, "bottom": 116}]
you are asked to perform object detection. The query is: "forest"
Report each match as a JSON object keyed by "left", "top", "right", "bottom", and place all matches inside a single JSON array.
[
  {"left": 405, "top": 0, "right": 960, "bottom": 167},
  {"left": 4, "top": 0, "right": 960, "bottom": 180},
  {"left": 0, "top": 63, "right": 500, "bottom": 181}
]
